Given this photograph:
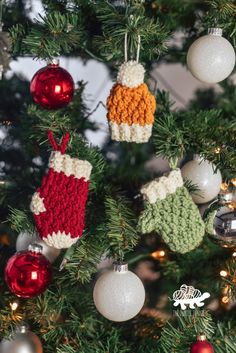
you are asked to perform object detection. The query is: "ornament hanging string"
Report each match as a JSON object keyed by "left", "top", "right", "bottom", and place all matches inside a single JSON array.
[
  {"left": 0, "top": 0, "right": 4, "bottom": 31},
  {"left": 47, "top": 130, "right": 70, "bottom": 154},
  {"left": 0, "top": 0, "right": 7, "bottom": 80},
  {"left": 124, "top": 32, "right": 141, "bottom": 63}
]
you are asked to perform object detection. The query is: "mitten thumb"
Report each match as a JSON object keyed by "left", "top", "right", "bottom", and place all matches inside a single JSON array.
[{"left": 138, "top": 204, "right": 158, "bottom": 234}]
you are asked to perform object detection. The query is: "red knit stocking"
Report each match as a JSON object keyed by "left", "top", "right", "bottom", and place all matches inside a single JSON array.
[{"left": 30, "top": 131, "right": 92, "bottom": 249}]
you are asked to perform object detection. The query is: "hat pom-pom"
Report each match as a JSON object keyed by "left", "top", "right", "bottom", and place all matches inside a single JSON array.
[{"left": 117, "top": 60, "right": 145, "bottom": 88}]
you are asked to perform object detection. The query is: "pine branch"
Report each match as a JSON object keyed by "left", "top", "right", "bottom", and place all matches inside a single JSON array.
[
  {"left": 11, "top": 11, "right": 85, "bottom": 59},
  {"left": 201, "top": 0, "right": 236, "bottom": 46},
  {"left": 21, "top": 82, "right": 96, "bottom": 144},
  {"left": 160, "top": 239, "right": 227, "bottom": 293},
  {"left": 64, "top": 233, "right": 107, "bottom": 284},
  {"left": 152, "top": 112, "right": 186, "bottom": 169},
  {"left": 184, "top": 179, "right": 200, "bottom": 195},
  {"left": 205, "top": 0, "right": 236, "bottom": 21},
  {"left": 157, "top": 310, "right": 216, "bottom": 353},
  {"left": 182, "top": 109, "right": 236, "bottom": 177},
  {"left": 7, "top": 207, "right": 35, "bottom": 233},
  {"left": 214, "top": 322, "right": 236, "bottom": 353},
  {"left": 104, "top": 195, "right": 139, "bottom": 260},
  {"left": 10, "top": 23, "right": 27, "bottom": 55},
  {"left": 153, "top": 91, "right": 236, "bottom": 178},
  {"left": 221, "top": 259, "right": 236, "bottom": 299},
  {"left": 94, "top": 0, "right": 168, "bottom": 62}
]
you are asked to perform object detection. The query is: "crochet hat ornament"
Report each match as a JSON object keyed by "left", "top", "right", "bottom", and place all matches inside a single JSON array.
[
  {"left": 138, "top": 169, "right": 205, "bottom": 254},
  {"left": 107, "top": 34, "right": 156, "bottom": 143},
  {"left": 30, "top": 130, "right": 92, "bottom": 249}
]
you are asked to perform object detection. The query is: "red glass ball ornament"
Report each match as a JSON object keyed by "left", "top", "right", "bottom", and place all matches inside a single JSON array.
[
  {"left": 190, "top": 335, "right": 214, "bottom": 353},
  {"left": 5, "top": 244, "right": 52, "bottom": 298},
  {"left": 30, "top": 60, "right": 74, "bottom": 110}
]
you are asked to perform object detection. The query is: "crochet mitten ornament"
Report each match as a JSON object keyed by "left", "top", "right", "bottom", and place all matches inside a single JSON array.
[
  {"left": 138, "top": 169, "right": 205, "bottom": 254},
  {"left": 107, "top": 60, "right": 156, "bottom": 143},
  {"left": 30, "top": 131, "right": 92, "bottom": 249}
]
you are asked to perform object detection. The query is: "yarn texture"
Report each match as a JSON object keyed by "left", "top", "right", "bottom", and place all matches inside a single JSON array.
[
  {"left": 107, "top": 60, "right": 156, "bottom": 143},
  {"left": 205, "top": 212, "right": 215, "bottom": 235},
  {"left": 138, "top": 169, "right": 205, "bottom": 254},
  {"left": 30, "top": 131, "right": 92, "bottom": 249},
  {"left": 117, "top": 61, "right": 145, "bottom": 88},
  {"left": 141, "top": 169, "right": 184, "bottom": 203}
]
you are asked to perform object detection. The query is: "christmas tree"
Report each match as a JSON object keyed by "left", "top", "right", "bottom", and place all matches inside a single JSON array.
[{"left": 0, "top": 0, "right": 236, "bottom": 352}]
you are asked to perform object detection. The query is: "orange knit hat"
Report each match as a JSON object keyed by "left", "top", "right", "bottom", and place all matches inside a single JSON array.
[{"left": 107, "top": 60, "right": 156, "bottom": 143}]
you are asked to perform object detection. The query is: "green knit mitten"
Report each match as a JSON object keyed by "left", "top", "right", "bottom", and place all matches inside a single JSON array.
[{"left": 138, "top": 169, "right": 205, "bottom": 254}]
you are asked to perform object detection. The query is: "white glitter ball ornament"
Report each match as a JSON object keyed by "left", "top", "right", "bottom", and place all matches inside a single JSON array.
[
  {"left": 181, "top": 155, "right": 222, "bottom": 204},
  {"left": 93, "top": 262, "right": 145, "bottom": 322},
  {"left": 117, "top": 60, "right": 145, "bottom": 88},
  {"left": 187, "top": 28, "right": 235, "bottom": 83}
]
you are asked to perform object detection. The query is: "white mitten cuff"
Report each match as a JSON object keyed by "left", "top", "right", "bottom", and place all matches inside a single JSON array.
[{"left": 141, "top": 169, "right": 184, "bottom": 204}]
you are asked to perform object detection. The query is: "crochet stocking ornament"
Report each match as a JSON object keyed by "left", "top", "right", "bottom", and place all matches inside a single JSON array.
[
  {"left": 30, "top": 131, "right": 92, "bottom": 249},
  {"left": 138, "top": 169, "right": 205, "bottom": 254}
]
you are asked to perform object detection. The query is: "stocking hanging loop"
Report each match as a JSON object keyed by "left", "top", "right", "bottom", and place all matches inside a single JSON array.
[
  {"left": 47, "top": 130, "right": 70, "bottom": 154},
  {"left": 48, "top": 130, "right": 59, "bottom": 151},
  {"left": 60, "top": 132, "right": 70, "bottom": 154}
]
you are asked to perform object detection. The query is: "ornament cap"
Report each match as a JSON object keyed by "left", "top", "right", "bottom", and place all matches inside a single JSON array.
[
  {"left": 208, "top": 28, "right": 223, "bottom": 36},
  {"left": 113, "top": 261, "right": 128, "bottom": 273},
  {"left": 47, "top": 58, "right": 60, "bottom": 66},
  {"left": 16, "top": 323, "right": 29, "bottom": 334},
  {"left": 193, "top": 154, "right": 204, "bottom": 163},
  {"left": 28, "top": 243, "right": 43, "bottom": 254},
  {"left": 197, "top": 334, "right": 207, "bottom": 341}
]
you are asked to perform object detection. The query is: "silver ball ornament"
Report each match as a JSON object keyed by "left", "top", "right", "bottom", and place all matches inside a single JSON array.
[
  {"left": 93, "top": 262, "right": 145, "bottom": 322},
  {"left": 0, "top": 325, "right": 43, "bottom": 353},
  {"left": 205, "top": 198, "right": 236, "bottom": 248},
  {"left": 16, "top": 231, "right": 60, "bottom": 263}
]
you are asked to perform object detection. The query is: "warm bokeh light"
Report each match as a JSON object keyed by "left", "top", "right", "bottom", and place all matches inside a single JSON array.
[
  {"left": 220, "top": 182, "right": 229, "bottom": 191},
  {"left": 222, "top": 285, "right": 231, "bottom": 294},
  {"left": 220, "top": 270, "right": 228, "bottom": 277},
  {"left": 231, "top": 178, "right": 236, "bottom": 187},
  {"left": 151, "top": 250, "right": 166, "bottom": 259},
  {"left": 228, "top": 203, "right": 235, "bottom": 210},
  {"left": 10, "top": 302, "right": 18, "bottom": 311},
  {"left": 215, "top": 147, "right": 221, "bottom": 154},
  {"left": 221, "top": 296, "right": 230, "bottom": 304},
  {"left": 232, "top": 252, "right": 236, "bottom": 257}
]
